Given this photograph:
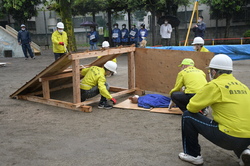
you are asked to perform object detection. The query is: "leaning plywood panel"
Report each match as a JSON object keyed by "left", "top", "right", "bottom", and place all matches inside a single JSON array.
[{"left": 134, "top": 48, "right": 214, "bottom": 94}]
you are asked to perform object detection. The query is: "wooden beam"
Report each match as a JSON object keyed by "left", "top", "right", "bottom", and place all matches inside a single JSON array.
[
  {"left": 39, "top": 72, "right": 73, "bottom": 82},
  {"left": 69, "top": 47, "right": 136, "bottom": 60},
  {"left": 41, "top": 80, "right": 50, "bottom": 99},
  {"left": 72, "top": 59, "right": 81, "bottom": 103},
  {"left": 18, "top": 95, "right": 92, "bottom": 112},
  {"left": 128, "top": 51, "right": 135, "bottom": 89}
]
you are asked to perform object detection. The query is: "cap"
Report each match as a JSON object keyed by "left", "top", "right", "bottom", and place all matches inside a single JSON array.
[
  {"left": 21, "top": 24, "right": 25, "bottom": 27},
  {"left": 178, "top": 58, "right": 195, "bottom": 67}
]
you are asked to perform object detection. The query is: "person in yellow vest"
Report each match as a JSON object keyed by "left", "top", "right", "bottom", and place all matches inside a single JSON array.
[
  {"left": 168, "top": 58, "right": 208, "bottom": 115},
  {"left": 80, "top": 61, "right": 117, "bottom": 109},
  {"left": 192, "top": 37, "right": 209, "bottom": 52},
  {"left": 178, "top": 54, "right": 250, "bottom": 166},
  {"left": 51, "top": 22, "right": 68, "bottom": 60},
  {"left": 103, "top": 23, "right": 110, "bottom": 42},
  {"left": 98, "top": 41, "right": 117, "bottom": 63}
]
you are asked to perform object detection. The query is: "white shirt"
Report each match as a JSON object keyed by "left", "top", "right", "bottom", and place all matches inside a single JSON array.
[{"left": 160, "top": 24, "right": 172, "bottom": 39}]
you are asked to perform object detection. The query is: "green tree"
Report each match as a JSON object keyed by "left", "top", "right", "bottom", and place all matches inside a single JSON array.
[
  {"left": 1, "top": 0, "right": 42, "bottom": 25},
  {"left": 200, "top": 0, "right": 245, "bottom": 38}
]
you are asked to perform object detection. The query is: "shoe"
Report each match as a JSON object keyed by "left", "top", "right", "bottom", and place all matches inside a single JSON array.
[
  {"left": 25, "top": 58, "right": 28, "bottom": 60},
  {"left": 32, "top": 57, "right": 36, "bottom": 59},
  {"left": 239, "top": 149, "right": 250, "bottom": 166},
  {"left": 179, "top": 152, "right": 204, "bottom": 165},
  {"left": 199, "top": 107, "right": 209, "bottom": 116},
  {"left": 98, "top": 101, "right": 113, "bottom": 109}
]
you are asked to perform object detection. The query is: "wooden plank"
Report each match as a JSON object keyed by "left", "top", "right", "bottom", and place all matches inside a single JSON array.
[
  {"left": 150, "top": 107, "right": 182, "bottom": 115},
  {"left": 72, "top": 59, "right": 81, "bottom": 103},
  {"left": 69, "top": 46, "right": 136, "bottom": 60},
  {"left": 18, "top": 95, "right": 91, "bottom": 112},
  {"left": 114, "top": 99, "right": 149, "bottom": 111},
  {"left": 39, "top": 72, "right": 73, "bottom": 82},
  {"left": 128, "top": 51, "right": 135, "bottom": 89},
  {"left": 41, "top": 80, "right": 50, "bottom": 99},
  {"left": 109, "top": 86, "right": 128, "bottom": 92}
]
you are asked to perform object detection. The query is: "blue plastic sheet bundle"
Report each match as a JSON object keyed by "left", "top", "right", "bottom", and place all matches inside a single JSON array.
[{"left": 147, "top": 44, "right": 250, "bottom": 61}]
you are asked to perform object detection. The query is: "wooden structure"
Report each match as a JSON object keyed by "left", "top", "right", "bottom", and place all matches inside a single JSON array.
[{"left": 10, "top": 46, "right": 214, "bottom": 112}]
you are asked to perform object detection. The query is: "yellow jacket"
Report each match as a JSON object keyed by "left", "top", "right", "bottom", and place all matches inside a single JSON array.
[
  {"left": 80, "top": 66, "right": 112, "bottom": 99},
  {"left": 169, "top": 66, "right": 207, "bottom": 95},
  {"left": 51, "top": 31, "right": 68, "bottom": 53},
  {"left": 200, "top": 46, "right": 209, "bottom": 52},
  {"left": 187, "top": 74, "right": 250, "bottom": 138}
]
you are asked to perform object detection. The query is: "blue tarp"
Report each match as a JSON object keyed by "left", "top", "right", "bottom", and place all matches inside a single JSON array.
[{"left": 146, "top": 44, "right": 250, "bottom": 61}]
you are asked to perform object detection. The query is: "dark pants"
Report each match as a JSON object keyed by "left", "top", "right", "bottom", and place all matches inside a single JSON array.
[
  {"left": 22, "top": 43, "right": 34, "bottom": 58},
  {"left": 81, "top": 83, "right": 109, "bottom": 102},
  {"left": 54, "top": 53, "right": 65, "bottom": 61},
  {"left": 182, "top": 111, "right": 250, "bottom": 158},
  {"left": 161, "top": 38, "right": 171, "bottom": 46},
  {"left": 171, "top": 92, "right": 195, "bottom": 111}
]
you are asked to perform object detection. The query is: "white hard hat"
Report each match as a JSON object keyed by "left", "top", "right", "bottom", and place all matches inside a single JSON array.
[
  {"left": 192, "top": 37, "right": 204, "bottom": 45},
  {"left": 209, "top": 54, "right": 233, "bottom": 71},
  {"left": 57, "top": 22, "right": 64, "bottom": 29},
  {"left": 104, "top": 61, "right": 117, "bottom": 73},
  {"left": 102, "top": 41, "right": 110, "bottom": 48},
  {"left": 20, "top": 24, "right": 25, "bottom": 27}
]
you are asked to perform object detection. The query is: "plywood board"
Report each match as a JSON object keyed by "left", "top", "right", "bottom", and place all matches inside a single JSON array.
[
  {"left": 114, "top": 99, "right": 182, "bottom": 115},
  {"left": 134, "top": 48, "right": 214, "bottom": 94}
]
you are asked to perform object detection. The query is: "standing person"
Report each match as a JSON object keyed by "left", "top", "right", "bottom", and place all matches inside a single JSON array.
[
  {"left": 192, "top": 16, "right": 206, "bottom": 39},
  {"left": 87, "top": 26, "right": 99, "bottom": 50},
  {"left": 80, "top": 61, "right": 117, "bottom": 109},
  {"left": 169, "top": 58, "right": 208, "bottom": 115},
  {"left": 160, "top": 19, "right": 173, "bottom": 46},
  {"left": 51, "top": 22, "right": 68, "bottom": 60},
  {"left": 103, "top": 23, "right": 110, "bottom": 42},
  {"left": 178, "top": 54, "right": 250, "bottom": 166},
  {"left": 17, "top": 24, "right": 35, "bottom": 60},
  {"left": 121, "top": 24, "right": 129, "bottom": 46},
  {"left": 138, "top": 23, "right": 148, "bottom": 43},
  {"left": 112, "top": 23, "right": 121, "bottom": 47},
  {"left": 129, "top": 24, "right": 138, "bottom": 46},
  {"left": 192, "top": 37, "right": 209, "bottom": 52}
]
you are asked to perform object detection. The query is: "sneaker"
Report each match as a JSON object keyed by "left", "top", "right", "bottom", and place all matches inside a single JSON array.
[
  {"left": 179, "top": 152, "right": 204, "bottom": 165},
  {"left": 98, "top": 101, "right": 113, "bottom": 109},
  {"left": 239, "top": 149, "right": 250, "bottom": 166},
  {"left": 32, "top": 57, "right": 36, "bottom": 59}
]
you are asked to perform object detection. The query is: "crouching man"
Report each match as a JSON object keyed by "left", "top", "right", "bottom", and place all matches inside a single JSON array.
[
  {"left": 179, "top": 54, "right": 250, "bottom": 165},
  {"left": 80, "top": 61, "right": 117, "bottom": 109}
]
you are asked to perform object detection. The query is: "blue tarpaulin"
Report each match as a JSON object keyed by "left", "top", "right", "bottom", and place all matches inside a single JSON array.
[{"left": 146, "top": 45, "right": 250, "bottom": 61}]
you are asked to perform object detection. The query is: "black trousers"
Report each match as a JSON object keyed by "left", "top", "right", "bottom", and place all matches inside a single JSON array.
[{"left": 171, "top": 92, "right": 195, "bottom": 111}]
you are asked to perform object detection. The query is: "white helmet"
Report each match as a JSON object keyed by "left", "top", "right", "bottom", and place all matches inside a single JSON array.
[
  {"left": 57, "top": 22, "right": 64, "bottom": 29},
  {"left": 104, "top": 61, "right": 117, "bottom": 73},
  {"left": 102, "top": 41, "right": 110, "bottom": 48},
  {"left": 192, "top": 37, "right": 204, "bottom": 45},
  {"left": 209, "top": 54, "right": 233, "bottom": 71}
]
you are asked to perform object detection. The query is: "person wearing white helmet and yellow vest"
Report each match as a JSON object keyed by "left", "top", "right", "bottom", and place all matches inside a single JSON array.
[
  {"left": 169, "top": 58, "right": 208, "bottom": 115},
  {"left": 192, "top": 37, "right": 209, "bottom": 52},
  {"left": 98, "top": 41, "right": 117, "bottom": 63},
  {"left": 51, "top": 22, "right": 68, "bottom": 60},
  {"left": 178, "top": 54, "right": 250, "bottom": 166},
  {"left": 80, "top": 61, "right": 117, "bottom": 109}
]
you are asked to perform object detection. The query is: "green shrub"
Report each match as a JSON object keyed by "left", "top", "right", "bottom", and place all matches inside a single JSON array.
[{"left": 243, "top": 30, "right": 250, "bottom": 44}]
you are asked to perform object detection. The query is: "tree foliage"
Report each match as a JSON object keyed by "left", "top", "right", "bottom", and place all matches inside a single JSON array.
[{"left": 1, "top": 0, "right": 42, "bottom": 24}]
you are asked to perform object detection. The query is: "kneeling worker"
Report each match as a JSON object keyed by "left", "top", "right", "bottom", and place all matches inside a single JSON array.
[
  {"left": 80, "top": 61, "right": 117, "bottom": 109},
  {"left": 169, "top": 58, "right": 208, "bottom": 115},
  {"left": 192, "top": 37, "right": 209, "bottom": 52}
]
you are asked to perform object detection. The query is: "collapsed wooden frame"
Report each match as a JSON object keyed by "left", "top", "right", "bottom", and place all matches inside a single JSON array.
[{"left": 10, "top": 46, "right": 214, "bottom": 112}]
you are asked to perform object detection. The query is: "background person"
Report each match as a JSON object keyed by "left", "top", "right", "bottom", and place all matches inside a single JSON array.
[
  {"left": 192, "top": 37, "right": 209, "bottom": 52},
  {"left": 160, "top": 19, "right": 172, "bottom": 46},
  {"left": 98, "top": 41, "right": 117, "bottom": 64},
  {"left": 129, "top": 24, "right": 138, "bottom": 46},
  {"left": 192, "top": 16, "right": 206, "bottom": 39},
  {"left": 103, "top": 23, "right": 110, "bottom": 42},
  {"left": 17, "top": 24, "right": 35, "bottom": 60},
  {"left": 121, "top": 24, "right": 129, "bottom": 46},
  {"left": 112, "top": 23, "right": 121, "bottom": 47},
  {"left": 51, "top": 22, "right": 68, "bottom": 60},
  {"left": 178, "top": 54, "right": 250, "bottom": 166},
  {"left": 169, "top": 58, "right": 208, "bottom": 115},
  {"left": 87, "top": 26, "right": 99, "bottom": 50},
  {"left": 138, "top": 23, "right": 148, "bottom": 44},
  {"left": 80, "top": 61, "right": 117, "bottom": 109}
]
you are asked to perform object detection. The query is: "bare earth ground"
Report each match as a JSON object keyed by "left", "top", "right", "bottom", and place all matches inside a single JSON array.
[{"left": 0, "top": 47, "right": 250, "bottom": 166}]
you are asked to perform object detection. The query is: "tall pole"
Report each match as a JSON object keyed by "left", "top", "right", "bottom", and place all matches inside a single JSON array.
[
  {"left": 43, "top": 10, "right": 49, "bottom": 47},
  {"left": 184, "top": 0, "right": 198, "bottom": 46}
]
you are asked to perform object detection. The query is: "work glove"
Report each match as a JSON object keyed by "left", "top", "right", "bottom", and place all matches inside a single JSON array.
[
  {"left": 59, "top": 42, "right": 64, "bottom": 46},
  {"left": 110, "top": 98, "right": 117, "bottom": 104}
]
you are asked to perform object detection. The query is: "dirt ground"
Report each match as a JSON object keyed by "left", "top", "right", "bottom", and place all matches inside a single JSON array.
[{"left": 0, "top": 47, "right": 250, "bottom": 166}]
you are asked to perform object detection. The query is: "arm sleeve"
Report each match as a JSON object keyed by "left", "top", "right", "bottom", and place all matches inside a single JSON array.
[
  {"left": 187, "top": 83, "right": 221, "bottom": 113},
  {"left": 169, "top": 72, "right": 184, "bottom": 95},
  {"left": 199, "top": 23, "right": 206, "bottom": 32},
  {"left": 27, "top": 31, "right": 31, "bottom": 42},
  {"left": 51, "top": 32, "right": 59, "bottom": 44},
  {"left": 80, "top": 68, "right": 89, "bottom": 76},
  {"left": 160, "top": 25, "right": 163, "bottom": 36},
  {"left": 168, "top": 24, "right": 172, "bottom": 33},
  {"left": 98, "top": 76, "right": 112, "bottom": 99},
  {"left": 17, "top": 32, "right": 21, "bottom": 42}
]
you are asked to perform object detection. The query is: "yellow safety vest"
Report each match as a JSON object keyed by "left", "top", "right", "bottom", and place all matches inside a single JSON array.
[{"left": 51, "top": 31, "right": 68, "bottom": 53}]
